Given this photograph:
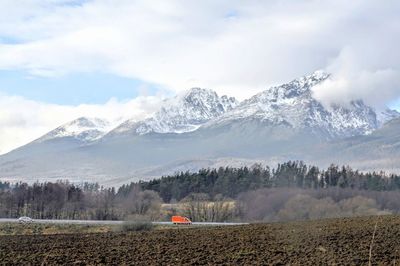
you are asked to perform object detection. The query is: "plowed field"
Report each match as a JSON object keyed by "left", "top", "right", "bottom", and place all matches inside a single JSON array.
[{"left": 1, "top": 216, "right": 400, "bottom": 265}]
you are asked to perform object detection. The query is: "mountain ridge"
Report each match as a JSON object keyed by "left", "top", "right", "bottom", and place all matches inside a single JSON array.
[
  {"left": 23, "top": 71, "right": 400, "bottom": 146},
  {"left": 35, "top": 117, "right": 112, "bottom": 144},
  {"left": 105, "top": 87, "right": 238, "bottom": 138},
  {"left": 203, "top": 71, "right": 388, "bottom": 140}
]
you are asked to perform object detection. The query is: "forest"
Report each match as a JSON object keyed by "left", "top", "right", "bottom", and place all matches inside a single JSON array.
[
  {"left": 138, "top": 161, "right": 400, "bottom": 201},
  {"left": 1, "top": 161, "right": 400, "bottom": 222}
]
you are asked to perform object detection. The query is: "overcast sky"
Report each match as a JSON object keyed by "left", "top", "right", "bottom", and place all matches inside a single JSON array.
[{"left": 0, "top": 0, "right": 399, "bottom": 154}]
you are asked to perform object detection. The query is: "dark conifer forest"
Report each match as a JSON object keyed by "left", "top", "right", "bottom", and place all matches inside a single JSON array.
[{"left": 139, "top": 161, "right": 400, "bottom": 202}]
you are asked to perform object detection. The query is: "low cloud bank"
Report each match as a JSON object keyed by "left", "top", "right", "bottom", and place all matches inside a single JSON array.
[{"left": 0, "top": 94, "right": 162, "bottom": 154}]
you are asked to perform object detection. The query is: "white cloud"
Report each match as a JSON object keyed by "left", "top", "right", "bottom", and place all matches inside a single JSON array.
[
  {"left": 0, "top": 0, "right": 398, "bottom": 100},
  {"left": 313, "top": 68, "right": 400, "bottom": 109},
  {"left": 0, "top": 93, "right": 162, "bottom": 154}
]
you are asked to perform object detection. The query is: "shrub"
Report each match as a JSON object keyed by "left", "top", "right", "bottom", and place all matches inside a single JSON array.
[{"left": 120, "top": 221, "right": 154, "bottom": 232}]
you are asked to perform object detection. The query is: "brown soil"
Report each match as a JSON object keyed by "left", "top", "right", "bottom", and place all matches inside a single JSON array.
[{"left": 1, "top": 216, "right": 400, "bottom": 265}]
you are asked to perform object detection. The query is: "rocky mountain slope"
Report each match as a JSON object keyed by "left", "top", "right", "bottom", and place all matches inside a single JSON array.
[
  {"left": 106, "top": 88, "right": 238, "bottom": 138},
  {"left": 206, "top": 71, "right": 382, "bottom": 140}
]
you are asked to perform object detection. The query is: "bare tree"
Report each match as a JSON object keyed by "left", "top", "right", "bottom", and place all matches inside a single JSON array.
[
  {"left": 181, "top": 193, "right": 237, "bottom": 222},
  {"left": 121, "top": 188, "right": 162, "bottom": 220}
]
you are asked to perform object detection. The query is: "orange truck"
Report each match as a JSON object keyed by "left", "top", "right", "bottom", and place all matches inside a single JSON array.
[{"left": 171, "top": 216, "right": 192, "bottom": 225}]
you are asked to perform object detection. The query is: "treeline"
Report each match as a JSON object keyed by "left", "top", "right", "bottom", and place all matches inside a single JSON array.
[
  {"left": 0, "top": 181, "right": 161, "bottom": 220},
  {"left": 139, "top": 161, "right": 400, "bottom": 202},
  {"left": 2, "top": 161, "right": 400, "bottom": 222}
]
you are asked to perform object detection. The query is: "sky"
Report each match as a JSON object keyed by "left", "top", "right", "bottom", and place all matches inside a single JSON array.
[{"left": 0, "top": 0, "right": 399, "bottom": 154}]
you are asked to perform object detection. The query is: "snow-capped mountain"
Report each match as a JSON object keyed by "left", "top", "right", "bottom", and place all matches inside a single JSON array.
[
  {"left": 377, "top": 109, "right": 400, "bottom": 126},
  {"left": 108, "top": 88, "right": 238, "bottom": 136},
  {"left": 2, "top": 71, "right": 400, "bottom": 183},
  {"left": 35, "top": 117, "right": 112, "bottom": 143},
  {"left": 206, "top": 71, "right": 380, "bottom": 139},
  {"left": 38, "top": 74, "right": 396, "bottom": 143}
]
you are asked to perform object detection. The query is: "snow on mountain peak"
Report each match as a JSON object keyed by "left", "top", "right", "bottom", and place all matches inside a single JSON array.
[
  {"left": 178, "top": 87, "right": 238, "bottom": 118},
  {"left": 207, "top": 71, "right": 382, "bottom": 139},
  {"left": 109, "top": 88, "right": 239, "bottom": 136},
  {"left": 36, "top": 117, "right": 112, "bottom": 143},
  {"left": 247, "top": 70, "right": 330, "bottom": 105},
  {"left": 308, "top": 69, "right": 330, "bottom": 81},
  {"left": 69, "top": 117, "right": 109, "bottom": 129},
  {"left": 377, "top": 109, "right": 400, "bottom": 126}
]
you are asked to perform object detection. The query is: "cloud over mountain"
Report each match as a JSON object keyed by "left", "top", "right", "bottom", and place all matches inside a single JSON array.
[
  {"left": 0, "top": 0, "right": 399, "bottom": 101},
  {"left": 0, "top": 93, "right": 162, "bottom": 154}
]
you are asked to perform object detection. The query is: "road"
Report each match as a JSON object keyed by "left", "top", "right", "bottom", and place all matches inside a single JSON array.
[{"left": 0, "top": 218, "right": 248, "bottom": 226}]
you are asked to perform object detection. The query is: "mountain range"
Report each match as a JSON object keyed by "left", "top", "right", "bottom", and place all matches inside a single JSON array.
[{"left": 1, "top": 70, "right": 400, "bottom": 185}]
